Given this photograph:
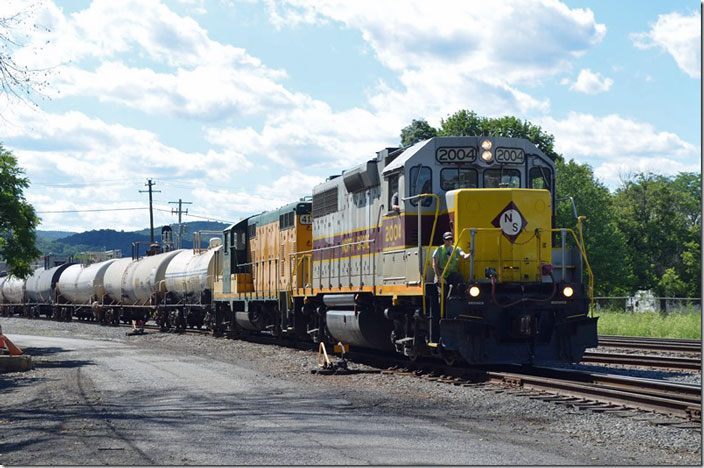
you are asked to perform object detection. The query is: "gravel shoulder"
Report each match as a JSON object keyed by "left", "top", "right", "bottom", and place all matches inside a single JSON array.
[{"left": 0, "top": 317, "right": 701, "bottom": 465}]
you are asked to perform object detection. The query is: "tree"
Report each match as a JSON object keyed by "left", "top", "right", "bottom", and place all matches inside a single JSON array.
[
  {"left": 437, "top": 110, "right": 561, "bottom": 162},
  {"left": 555, "top": 159, "right": 633, "bottom": 295},
  {"left": 400, "top": 119, "right": 437, "bottom": 147},
  {"left": 613, "top": 173, "right": 697, "bottom": 296},
  {"left": 0, "top": 143, "right": 41, "bottom": 278}
]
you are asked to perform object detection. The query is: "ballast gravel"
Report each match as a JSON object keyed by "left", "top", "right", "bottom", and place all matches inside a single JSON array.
[{"left": 1, "top": 317, "right": 701, "bottom": 465}]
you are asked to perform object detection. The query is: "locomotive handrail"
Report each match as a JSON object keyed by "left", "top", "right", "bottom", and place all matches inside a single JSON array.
[
  {"left": 549, "top": 224, "right": 595, "bottom": 315},
  {"left": 289, "top": 238, "right": 376, "bottom": 294},
  {"left": 438, "top": 227, "right": 501, "bottom": 320},
  {"left": 436, "top": 225, "right": 595, "bottom": 319},
  {"left": 402, "top": 193, "right": 440, "bottom": 321}
]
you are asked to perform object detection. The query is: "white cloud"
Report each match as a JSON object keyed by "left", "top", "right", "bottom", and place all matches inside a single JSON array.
[
  {"left": 541, "top": 112, "right": 700, "bottom": 187},
  {"left": 269, "top": 0, "right": 606, "bottom": 82},
  {"left": 205, "top": 100, "right": 401, "bottom": 169},
  {"left": 2, "top": 103, "right": 254, "bottom": 230},
  {"left": 631, "top": 11, "right": 701, "bottom": 78},
  {"left": 10, "top": 0, "right": 297, "bottom": 121},
  {"left": 266, "top": 0, "right": 605, "bottom": 119},
  {"left": 568, "top": 69, "right": 613, "bottom": 94}
]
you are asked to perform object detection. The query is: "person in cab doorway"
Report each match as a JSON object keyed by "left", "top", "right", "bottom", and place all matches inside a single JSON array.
[{"left": 432, "top": 231, "right": 470, "bottom": 288}]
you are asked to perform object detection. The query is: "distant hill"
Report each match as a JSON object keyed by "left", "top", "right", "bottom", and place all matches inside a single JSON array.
[
  {"left": 36, "top": 230, "right": 78, "bottom": 241},
  {"left": 36, "top": 222, "right": 229, "bottom": 257}
]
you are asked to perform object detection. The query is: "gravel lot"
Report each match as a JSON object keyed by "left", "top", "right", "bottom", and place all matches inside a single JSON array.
[{"left": 0, "top": 317, "right": 701, "bottom": 465}]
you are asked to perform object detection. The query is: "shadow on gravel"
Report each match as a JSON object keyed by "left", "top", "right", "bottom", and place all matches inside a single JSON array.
[
  {"left": 33, "top": 359, "right": 95, "bottom": 369},
  {"left": 0, "top": 385, "right": 404, "bottom": 465},
  {"left": 19, "top": 346, "right": 70, "bottom": 357}
]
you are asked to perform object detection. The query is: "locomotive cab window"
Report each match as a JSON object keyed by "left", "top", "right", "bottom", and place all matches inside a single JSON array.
[
  {"left": 409, "top": 165, "right": 432, "bottom": 206},
  {"left": 484, "top": 169, "right": 520, "bottom": 188},
  {"left": 440, "top": 168, "right": 478, "bottom": 191},
  {"left": 387, "top": 173, "right": 400, "bottom": 211},
  {"left": 529, "top": 167, "right": 552, "bottom": 191}
]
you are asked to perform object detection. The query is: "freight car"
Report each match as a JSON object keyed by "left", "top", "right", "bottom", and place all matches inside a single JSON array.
[
  {"left": 212, "top": 136, "right": 597, "bottom": 365},
  {"left": 1, "top": 239, "right": 223, "bottom": 328}
]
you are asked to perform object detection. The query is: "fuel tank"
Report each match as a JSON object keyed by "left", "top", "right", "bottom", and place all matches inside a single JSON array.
[{"left": 325, "top": 309, "right": 394, "bottom": 351}]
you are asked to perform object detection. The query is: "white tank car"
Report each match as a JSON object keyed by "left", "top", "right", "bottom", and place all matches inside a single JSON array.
[
  {"left": 103, "top": 257, "right": 134, "bottom": 304},
  {"left": 29, "top": 264, "right": 74, "bottom": 304},
  {"left": 121, "top": 250, "right": 182, "bottom": 305},
  {"left": 1, "top": 276, "right": 25, "bottom": 303},
  {"left": 25, "top": 267, "right": 46, "bottom": 303},
  {"left": 164, "top": 242, "right": 222, "bottom": 301},
  {"left": 0, "top": 276, "right": 7, "bottom": 304},
  {"left": 57, "top": 259, "right": 118, "bottom": 305}
]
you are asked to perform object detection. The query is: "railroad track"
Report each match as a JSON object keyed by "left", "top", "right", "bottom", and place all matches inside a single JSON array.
[
  {"left": 10, "top": 316, "right": 703, "bottom": 426},
  {"left": 598, "top": 335, "right": 701, "bottom": 353},
  {"left": 582, "top": 351, "right": 701, "bottom": 371},
  {"left": 488, "top": 366, "right": 701, "bottom": 423},
  {"left": 347, "top": 352, "right": 702, "bottom": 425}
]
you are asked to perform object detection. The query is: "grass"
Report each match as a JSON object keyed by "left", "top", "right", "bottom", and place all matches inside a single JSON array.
[{"left": 594, "top": 307, "right": 702, "bottom": 339}]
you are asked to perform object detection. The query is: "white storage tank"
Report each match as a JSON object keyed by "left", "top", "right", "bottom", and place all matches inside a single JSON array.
[
  {"left": 121, "top": 250, "right": 182, "bottom": 305},
  {"left": 164, "top": 245, "right": 222, "bottom": 301},
  {"left": 57, "top": 259, "right": 118, "bottom": 305},
  {"left": 103, "top": 257, "right": 134, "bottom": 304}
]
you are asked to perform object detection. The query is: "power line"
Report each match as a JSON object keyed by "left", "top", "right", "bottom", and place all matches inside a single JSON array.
[
  {"left": 37, "top": 206, "right": 234, "bottom": 225},
  {"left": 37, "top": 207, "right": 148, "bottom": 214}
]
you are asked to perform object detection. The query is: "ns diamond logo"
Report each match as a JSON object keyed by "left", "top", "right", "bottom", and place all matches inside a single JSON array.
[{"left": 491, "top": 201, "right": 527, "bottom": 243}]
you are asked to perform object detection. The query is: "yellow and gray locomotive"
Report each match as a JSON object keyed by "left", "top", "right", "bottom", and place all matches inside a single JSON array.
[{"left": 213, "top": 136, "right": 597, "bottom": 365}]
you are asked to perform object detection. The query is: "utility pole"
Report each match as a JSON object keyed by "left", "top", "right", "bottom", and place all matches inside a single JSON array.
[
  {"left": 139, "top": 179, "right": 161, "bottom": 243},
  {"left": 169, "top": 199, "right": 192, "bottom": 249}
]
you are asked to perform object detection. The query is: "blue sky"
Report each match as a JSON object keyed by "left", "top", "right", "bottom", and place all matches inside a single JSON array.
[{"left": 0, "top": 0, "right": 700, "bottom": 232}]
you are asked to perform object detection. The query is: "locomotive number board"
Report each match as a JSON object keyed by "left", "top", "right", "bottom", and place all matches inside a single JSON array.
[
  {"left": 435, "top": 146, "right": 477, "bottom": 163},
  {"left": 495, "top": 147, "right": 525, "bottom": 164}
]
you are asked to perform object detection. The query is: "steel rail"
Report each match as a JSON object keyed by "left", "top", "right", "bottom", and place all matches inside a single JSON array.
[
  {"left": 484, "top": 366, "right": 701, "bottom": 421},
  {"left": 598, "top": 336, "right": 701, "bottom": 353},
  {"left": 582, "top": 351, "right": 702, "bottom": 371}
]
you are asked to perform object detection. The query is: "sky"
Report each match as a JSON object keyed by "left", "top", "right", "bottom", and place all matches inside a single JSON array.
[{"left": 0, "top": 0, "right": 701, "bottom": 233}]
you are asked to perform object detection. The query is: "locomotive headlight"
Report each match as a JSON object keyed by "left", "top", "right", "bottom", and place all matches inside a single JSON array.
[
  {"left": 481, "top": 140, "right": 492, "bottom": 150},
  {"left": 481, "top": 150, "right": 494, "bottom": 162},
  {"left": 468, "top": 285, "right": 481, "bottom": 297},
  {"left": 562, "top": 286, "right": 574, "bottom": 298}
]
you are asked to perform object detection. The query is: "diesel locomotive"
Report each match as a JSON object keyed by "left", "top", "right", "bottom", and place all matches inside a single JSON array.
[
  {"left": 1, "top": 136, "right": 598, "bottom": 366},
  {"left": 211, "top": 136, "right": 598, "bottom": 365}
]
